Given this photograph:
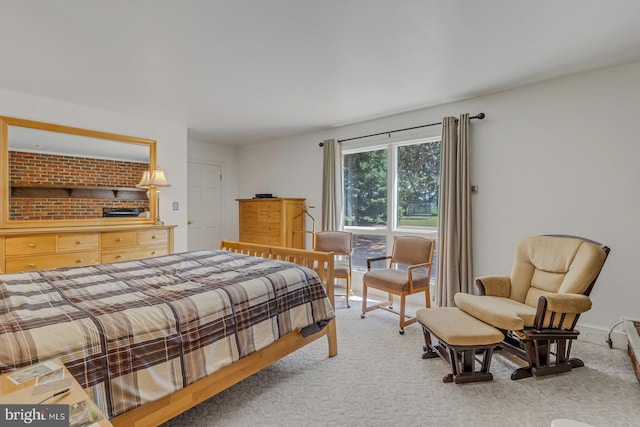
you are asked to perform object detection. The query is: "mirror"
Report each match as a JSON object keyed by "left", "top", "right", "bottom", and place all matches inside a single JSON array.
[{"left": 0, "top": 116, "right": 157, "bottom": 227}]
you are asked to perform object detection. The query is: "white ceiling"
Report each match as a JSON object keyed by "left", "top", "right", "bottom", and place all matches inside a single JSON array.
[{"left": 2, "top": 0, "right": 640, "bottom": 146}]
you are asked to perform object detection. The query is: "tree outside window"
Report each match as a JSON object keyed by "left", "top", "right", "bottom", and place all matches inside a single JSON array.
[
  {"left": 397, "top": 141, "right": 440, "bottom": 228},
  {"left": 343, "top": 137, "right": 440, "bottom": 270},
  {"left": 344, "top": 148, "right": 387, "bottom": 227}
]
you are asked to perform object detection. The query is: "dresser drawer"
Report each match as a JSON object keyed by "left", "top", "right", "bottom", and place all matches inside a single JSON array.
[
  {"left": 101, "top": 231, "right": 138, "bottom": 248},
  {"left": 58, "top": 233, "right": 100, "bottom": 252},
  {"left": 5, "top": 251, "right": 100, "bottom": 273},
  {"left": 102, "top": 246, "right": 168, "bottom": 263},
  {"left": 139, "top": 229, "right": 168, "bottom": 246},
  {"left": 5, "top": 235, "right": 57, "bottom": 256}
]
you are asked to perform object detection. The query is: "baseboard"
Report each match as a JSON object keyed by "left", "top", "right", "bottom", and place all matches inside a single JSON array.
[{"left": 577, "top": 322, "right": 628, "bottom": 350}]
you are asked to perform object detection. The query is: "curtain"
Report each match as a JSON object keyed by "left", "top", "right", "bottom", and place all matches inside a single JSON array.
[
  {"left": 436, "top": 114, "right": 474, "bottom": 307},
  {"left": 321, "top": 138, "right": 343, "bottom": 231}
]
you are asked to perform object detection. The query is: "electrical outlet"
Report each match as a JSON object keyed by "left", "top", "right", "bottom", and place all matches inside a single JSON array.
[{"left": 172, "top": 202, "right": 179, "bottom": 211}]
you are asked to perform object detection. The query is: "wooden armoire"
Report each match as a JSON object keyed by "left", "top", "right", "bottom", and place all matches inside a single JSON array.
[{"left": 237, "top": 198, "right": 305, "bottom": 249}]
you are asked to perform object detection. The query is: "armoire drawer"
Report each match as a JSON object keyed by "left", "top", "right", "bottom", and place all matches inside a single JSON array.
[
  {"left": 257, "top": 211, "right": 281, "bottom": 223},
  {"left": 241, "top": 233, "right": 281, "bottom": 246},
  {"left": 241, "top": 223, "right": 281, "bottom": 234}
]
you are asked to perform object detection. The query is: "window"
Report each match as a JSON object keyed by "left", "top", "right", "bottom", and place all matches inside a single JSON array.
[
  {"left": 343, "top": 137, "right": 440, "bottom": 272},
  {"left": 396, "top": 140, "right": 441, "bottom": 229},
  {"left": 344, "top": 148, "right": 387, "bottom": 228}
]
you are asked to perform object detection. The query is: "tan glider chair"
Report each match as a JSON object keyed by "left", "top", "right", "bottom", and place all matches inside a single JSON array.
[
  {"left": 314, "top": 231, "right": 353, "bottom": 308},
  {"left": 455, "top": 235, "right": 610, "bottom": 379},
  {"left": 361, "top": 236, "right": 434, "bottom": 334}
]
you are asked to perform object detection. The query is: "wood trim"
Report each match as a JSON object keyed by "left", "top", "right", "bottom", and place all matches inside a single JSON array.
[
  {"left": 111, "top": 241, "right": 337, "bottom": 427},
  {"left": 0, "top": 224, "right": 176, "bottom": 236},
  {"left": 0, "top": 116, "right": 155, "bottom": 146},
  {"left": 0, "top": 115, "right": 158, "bottom": 228}
]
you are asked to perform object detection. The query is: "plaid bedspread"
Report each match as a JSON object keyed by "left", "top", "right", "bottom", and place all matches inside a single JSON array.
[{"left": 0, "top": 250, "right": 335, "bottom": 419}]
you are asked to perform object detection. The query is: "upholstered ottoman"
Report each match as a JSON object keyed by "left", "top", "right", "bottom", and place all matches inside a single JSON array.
[{"left": 416, "top": 307, "right": 504, "bottom": 384}]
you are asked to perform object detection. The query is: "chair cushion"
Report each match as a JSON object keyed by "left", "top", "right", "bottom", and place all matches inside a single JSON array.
[
  {"left": 334, "top": 261, "right": 350, "bottom": 277},
  {"left": 510, "top": 236, "right": 608, "bottom": 306},
  {"left": 455, "top": 293, "right": 537, "bottom": 330},
  {"left": 364, "top": 269, "right": 428, "bottom": 292},
  {"left": 416, "top": 307, "right": 504, "bottom": 346},
  {"left": 391, "top": 236, "right": 433, "bottom": 266},
  {"left": 314, "top": 231, "right": 351, "bottom": 255}
]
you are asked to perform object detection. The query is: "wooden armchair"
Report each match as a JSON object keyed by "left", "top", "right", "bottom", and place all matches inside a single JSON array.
[
  {"left": 455, "top": 235, "right": 610, "bottom": 379},
  {"left": 361, "top": 236, "right": 434, "bottom": 334}
]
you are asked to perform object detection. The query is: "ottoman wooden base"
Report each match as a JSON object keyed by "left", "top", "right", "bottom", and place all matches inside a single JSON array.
[{"left": 416, "top": 307, "right": 504, "bottom": 384}]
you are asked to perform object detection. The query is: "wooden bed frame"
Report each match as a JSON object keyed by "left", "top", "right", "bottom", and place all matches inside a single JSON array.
[{"left": 111, "top": 241, "right": 337, "bottom": 427}]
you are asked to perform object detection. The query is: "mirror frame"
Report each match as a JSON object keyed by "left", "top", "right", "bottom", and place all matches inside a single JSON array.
[{"left": 0, "top": 116, "right": 157, "bottom": 228}]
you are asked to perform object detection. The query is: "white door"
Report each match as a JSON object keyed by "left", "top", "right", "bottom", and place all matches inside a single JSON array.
[{"left": 187, "top": 162, "right": 222, "bottom": 250}]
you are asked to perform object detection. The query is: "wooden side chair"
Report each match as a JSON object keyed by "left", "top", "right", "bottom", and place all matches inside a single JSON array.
[
  {"left": 361, "top": 235, "right": 435, "bottom": 334},
  {"left": 314, "top": 231, "right": 353, "bottom": 308},
  {"left": 455, "top": 235, "right": 610, "bottom": 379}
]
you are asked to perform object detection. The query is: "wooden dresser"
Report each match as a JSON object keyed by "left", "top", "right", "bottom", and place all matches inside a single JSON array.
[
  {"left": 0, "top": 224, "right": 175, "bottom": 273},
  {"left": 237, "top": 198, "right": 305, "bottom": 249}
]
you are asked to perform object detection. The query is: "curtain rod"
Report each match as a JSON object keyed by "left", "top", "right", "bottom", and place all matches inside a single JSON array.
[{"left": 319, "top": 112, "right": 485, "bottom": 146}]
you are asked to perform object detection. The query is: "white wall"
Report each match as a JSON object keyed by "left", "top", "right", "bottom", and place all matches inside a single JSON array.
[
  {"left": 0, "top": 88, "right": 189, "bottom": 251},
  {"left": 238, "top": 60, "right": 640, "bottom": 345},
  {"left": 187, "top": 139, "right": 239, "bottom": 242}
]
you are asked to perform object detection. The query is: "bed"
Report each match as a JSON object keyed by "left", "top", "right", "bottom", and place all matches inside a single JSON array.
[{"left": 0, "top": 240, "right": 337, "bottom": 426}]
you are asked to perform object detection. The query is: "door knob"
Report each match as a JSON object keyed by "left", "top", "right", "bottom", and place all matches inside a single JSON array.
[{"left": 187, "top": 220, "right": 193, "bottom": 225}]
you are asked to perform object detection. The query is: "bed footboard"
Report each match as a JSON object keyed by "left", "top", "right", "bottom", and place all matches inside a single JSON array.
[{"left": 220, "top": 240, "right": 336, "bottom": 306}]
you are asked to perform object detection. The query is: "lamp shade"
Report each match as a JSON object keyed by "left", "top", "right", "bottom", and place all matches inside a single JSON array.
[
  {"left": 149, "top": 168, "right": 171, "bottom": 187},
  {"left": 136, "top": 170, "right": 152, "bottom": 188}
]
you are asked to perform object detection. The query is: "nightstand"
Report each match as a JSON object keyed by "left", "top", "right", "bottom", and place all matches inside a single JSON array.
[{"left": 0, "top": 359, "right": 113, "bottom": 426}]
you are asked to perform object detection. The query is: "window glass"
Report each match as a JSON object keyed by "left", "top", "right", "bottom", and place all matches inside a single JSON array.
[
  {"left": 396, "top": 141, "right": 440, "bottom": 229},
  {"left": 343, "top": 137, "right": 440, "bottom": 274},
  {"left": 344, "top": 149, "right": 387, "bottom": 227},
  {"left": 352, "top": 234, "right": 387, "bottom": 270}
]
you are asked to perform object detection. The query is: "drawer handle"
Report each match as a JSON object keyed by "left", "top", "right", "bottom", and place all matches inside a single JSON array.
[
  {"left": 77, "top": 240, "right": 83, "bottom": 244},
  {"left": 151, "top": 251, "right": 156, "bottom": 255},
  {"left": 77, "top": 258, "right": 84, "bottom": 263},
  {"left": 116, "top": 237, "right": 123, "bottom": 242},
  {"left": 116, "top": 255, "right": 122, "bottom": 259},
  {"left": 28, "top": 263, "right": 35, "bottom": 268},
  {"left": 28, "top": 243, "right": 35, "bottom": 248}
]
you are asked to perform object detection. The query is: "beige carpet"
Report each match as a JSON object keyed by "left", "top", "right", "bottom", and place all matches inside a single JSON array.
[{"left": 162, "top": 303, "right": 640, "bottom": 427}]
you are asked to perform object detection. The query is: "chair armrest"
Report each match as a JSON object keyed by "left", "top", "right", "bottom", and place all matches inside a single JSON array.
[
  {"left": 532, "top": 294, "right": 592, "bottom": 331},
  {"left": 475, "top": 276, "right": 511, "bottom": 297},
  {"left": 366, "top": 255, "right": 391, "bottom": 270},
  {"left": 407, "top": 262, "right": 432, "bottom": 272},
  {"left": 407, "top": 262, "right": 433, "bottom": 291},
  {"left": 542, "top": 294, "right": 592, "bottom": 314}
]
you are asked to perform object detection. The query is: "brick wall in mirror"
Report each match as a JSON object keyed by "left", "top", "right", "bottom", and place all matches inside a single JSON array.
[{"left": 0, "top": 116, "right": 158, "bottom": 227}]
